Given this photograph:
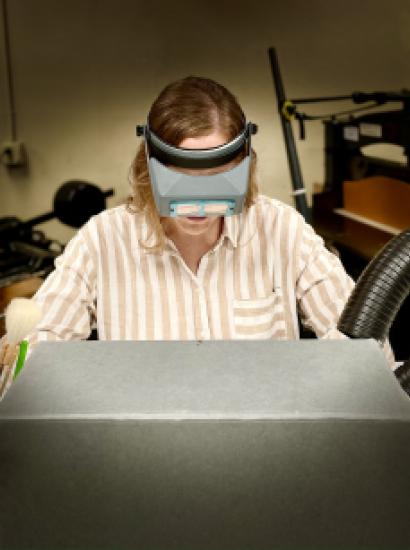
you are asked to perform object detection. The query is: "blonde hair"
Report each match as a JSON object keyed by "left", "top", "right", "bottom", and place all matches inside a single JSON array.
[{"left": 127, "top": 76, "right": 259, "bottom": 252}]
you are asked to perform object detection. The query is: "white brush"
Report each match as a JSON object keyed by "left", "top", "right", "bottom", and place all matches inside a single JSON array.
[
  {"left": 4, "top": 298, "right": 42, "bottom": 378},
  {"left": 5, "top": 298, "right": 42, "bottom": 344}
]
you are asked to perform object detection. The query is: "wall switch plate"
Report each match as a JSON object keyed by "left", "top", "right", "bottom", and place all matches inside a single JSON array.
[{"left": 0, "top": 141, "right": 27, "bottom": 167}]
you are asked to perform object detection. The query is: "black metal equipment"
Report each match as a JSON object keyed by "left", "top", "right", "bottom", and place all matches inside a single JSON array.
[
  {"left": 267, "top": 47, "right": 410, "bottom": 361},
  {"left": 268, "top": 48, "right": 311, "bottom": 223},
  {"left": 268, "top": 46, "right": 410, "bottom": 212},
  {"left": 322, "top": 104, "right": 410, "bottom": 205},
  {"left": 0, "top": 181, "right": 114, "bottom": 287}
]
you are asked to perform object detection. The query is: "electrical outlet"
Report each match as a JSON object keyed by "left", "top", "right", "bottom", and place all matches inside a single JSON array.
[{"left": 0, "top": 141, "right": 27, "bottom": 167}]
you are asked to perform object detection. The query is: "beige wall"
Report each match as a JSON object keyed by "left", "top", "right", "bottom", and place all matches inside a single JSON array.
[{"left": 0, "top": 0, "right": 409, "bottom": 243}]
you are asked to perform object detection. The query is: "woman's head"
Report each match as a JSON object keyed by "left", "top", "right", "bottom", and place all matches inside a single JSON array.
[
  {"left": 146, "top": 76, "right": 246, "bottom": 146},
  {"left": 128, "top": 76, "right": 259, "bottom": 250}
]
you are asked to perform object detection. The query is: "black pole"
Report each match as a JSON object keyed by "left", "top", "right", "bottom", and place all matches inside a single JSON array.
[
  {"left": 23, "top": 189, "right": 113, "bottom": 228},
  {"left": 103, "top": 189, "right": 114, "bottom": 199},
  {"left": 22, "top": 212, "right": 55, "bottom": 228},
  {"left": 1, "top": 0, "right": 17, "bottom": 140},
  {"left": 290, "top": 94, "right": 352, "bottom": 104},
  {"left": 268, "top": 47, "right": 311, "bottom": 223}
]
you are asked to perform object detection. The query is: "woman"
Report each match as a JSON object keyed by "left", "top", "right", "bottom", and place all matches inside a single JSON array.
[{"left": 0, "top": 76, "right": 394, "bottom": 396}]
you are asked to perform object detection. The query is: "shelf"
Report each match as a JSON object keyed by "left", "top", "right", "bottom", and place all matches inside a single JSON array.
[{"left": 333, "top": 208, "right": 403, "bottom": 236}]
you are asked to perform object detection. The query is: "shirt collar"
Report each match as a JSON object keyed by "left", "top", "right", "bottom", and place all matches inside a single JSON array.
[
  {"left": 161, "top": 215, "right": 240, "bottom": 252},
  {"left": 222, "top": 214, "right": 239, "bottom": 248},
  {"left": 143, "top": 214, "right": 241, "bottom": 253}
]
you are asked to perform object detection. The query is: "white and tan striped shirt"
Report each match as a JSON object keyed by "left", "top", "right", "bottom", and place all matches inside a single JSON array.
[
  {"left": 0, "top": 193, "right": 396, "bottom": 399},
  {"left": 28, "top": 194, "right": 357, "bottom": 343}
]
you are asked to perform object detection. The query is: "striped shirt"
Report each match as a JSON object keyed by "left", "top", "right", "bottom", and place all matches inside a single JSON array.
[
  {"left": 0, "top": 193, "right": 395, "bottom": 400},
  {"left": 28, "top": 194, "right": 356, "bottom": 342}
]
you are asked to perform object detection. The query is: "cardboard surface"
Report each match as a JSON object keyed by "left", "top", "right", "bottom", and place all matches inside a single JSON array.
[
  {"left": 0, "top": 339, "right": 409, "bottom": 420},
  {"left": 1, "top": 340, "right": 410, "bottom": 549}
]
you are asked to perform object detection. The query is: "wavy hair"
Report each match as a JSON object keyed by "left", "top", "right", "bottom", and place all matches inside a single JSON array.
[{"left": 127, "top": 76, "right": 259, "bottom": 252}]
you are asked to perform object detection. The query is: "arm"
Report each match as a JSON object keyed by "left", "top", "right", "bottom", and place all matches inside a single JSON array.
[
  {"left": 295, "top": 219, "right": 395, "bottom": 367},
  {"left": 0, "top": 225, "right": 97, "bottom": 400},
  {"left": 30, "top": 227, "right": 97, "bottom": 343}
]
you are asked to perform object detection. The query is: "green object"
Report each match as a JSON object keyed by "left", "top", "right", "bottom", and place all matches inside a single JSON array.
[{"left": 13, "top": 340, "right": 29, "bottom": 379}]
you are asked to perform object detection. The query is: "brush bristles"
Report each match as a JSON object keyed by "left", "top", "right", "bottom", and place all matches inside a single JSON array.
[{"left": 5, "top": 298, "right": 42, "bottom": 345}]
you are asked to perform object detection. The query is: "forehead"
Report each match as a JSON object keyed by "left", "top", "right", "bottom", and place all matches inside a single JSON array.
[{"left": 178, "top": 130, "right": 229, "bottom": 150}]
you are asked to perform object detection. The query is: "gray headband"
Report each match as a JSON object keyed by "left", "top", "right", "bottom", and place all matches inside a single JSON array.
[{"left": 136, "top": 122, "right": 257, "bottom": 169}]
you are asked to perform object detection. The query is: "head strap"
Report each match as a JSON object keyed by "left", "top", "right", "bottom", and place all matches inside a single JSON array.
[{"left": 136, "top": 122, "right": 257, "bottom": 169}]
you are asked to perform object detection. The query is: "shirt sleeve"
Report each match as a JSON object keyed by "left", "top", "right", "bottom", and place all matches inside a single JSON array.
[
  {"left": 0, "top": 225, "right": 97, "bottom": 401},
  {"left": 295, "top": 218, "right": 395, "bottom": 368},
  {"left": 29, "top": 226, "right": 97, "bottom": 344}
]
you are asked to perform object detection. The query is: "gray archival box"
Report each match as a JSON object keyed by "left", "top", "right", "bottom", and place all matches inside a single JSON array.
[{"left": 0, "top": 339, "right": 409, "bottom": 549}]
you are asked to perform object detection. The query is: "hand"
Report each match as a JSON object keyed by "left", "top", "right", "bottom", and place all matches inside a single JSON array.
[{"left": 0, "top": 341, "right": 19, "bottom": 397}]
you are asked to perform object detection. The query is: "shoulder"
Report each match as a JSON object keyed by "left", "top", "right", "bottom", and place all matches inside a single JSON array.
[
  {"left": 246, "top": 194, "right": 323, "bottom": 252},
  {"left": 75, "top": 203, "right": 148, "bottom": 253},
  {"left": 87, "top": 203, "right": 135, "bottom": 225},
  {"left": 249, "top": 194, "right": 306, "bottom": 228},
  {"left": 252, "top": 193, "right": 300, "bottom": 215}
]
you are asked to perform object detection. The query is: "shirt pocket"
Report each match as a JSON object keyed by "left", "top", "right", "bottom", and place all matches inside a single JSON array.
[{"left": 232, "top": 290, "right": 287, "bottom": 339}]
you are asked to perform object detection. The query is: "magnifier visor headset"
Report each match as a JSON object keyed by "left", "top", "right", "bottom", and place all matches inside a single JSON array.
[{"left": 136, "top": 120, "right": 258, "bottom": 217}]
